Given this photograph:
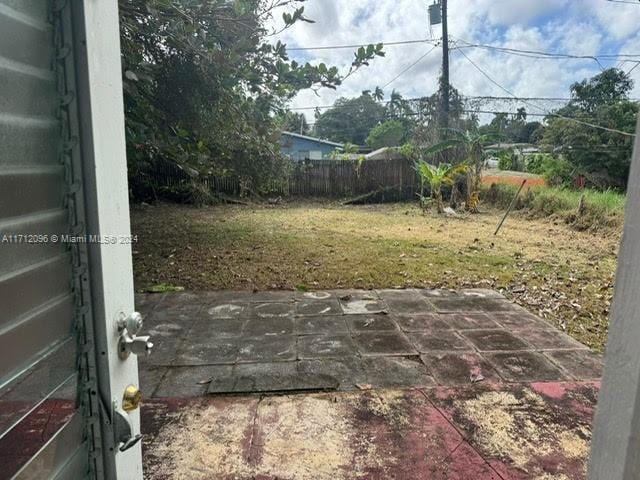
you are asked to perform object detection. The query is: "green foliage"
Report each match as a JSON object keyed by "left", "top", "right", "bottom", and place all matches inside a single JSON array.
[
  {"left": 542, "top": 156, "right": 575, "bottom": 187},
  {"left": 542, "top": 68, "right": 637, "bottom": 189},
  {"left": 425, "top": 129, "right": 496, "bottom": 196},
  {"left": 497, "top": 149, "right": 521, "bottom": 171},
  {"left": 314, "top": 94, "right": 387, "bottom": 144},
  {"left": 482, "top": 184, "right": 625, "bottom": 230},
  {"left": 414, "top": 161, "right": 469, "bottom": 213},
  {"left": 526, "top": 153, "right": 553, "bottom": 174},
  {"left": 478, "top": 109, "right": 542, "bottom": 144},
  {"left": 366, "top": 120, "right": 406, "bottom": 149},
  {"left": 119, "top": 0, "right": 384, "bottom": 202},
  {"left": 276, "top": 111, "right": 309, "bottom": 135}
]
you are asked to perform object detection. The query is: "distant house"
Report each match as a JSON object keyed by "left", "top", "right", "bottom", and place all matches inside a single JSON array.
[{"left": 280, "top": 131, "right": 343, "bottom": 161}]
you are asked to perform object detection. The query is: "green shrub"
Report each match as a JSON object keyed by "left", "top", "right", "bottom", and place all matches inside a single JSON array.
[
  {"left": 481, "top": 184, "right": 625, "bottom": 230},
  {"left": 542, "top": 157, "right": 574, "bottom": 187},
  {"left": 498, "top": 149, "right": 521, "bottom": 171},
  {"left": 526, "top": 153, "right": 550, "bottom": 174}
]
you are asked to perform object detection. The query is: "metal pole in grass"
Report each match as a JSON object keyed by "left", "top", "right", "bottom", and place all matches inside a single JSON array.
[{"left": 494, "top": 179, "right": 527, "bottom": 235}]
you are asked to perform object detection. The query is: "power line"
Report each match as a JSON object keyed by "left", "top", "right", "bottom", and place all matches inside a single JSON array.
[
  {"left": 452, "top": 38, "right": 640, "bottom": 62},
  {"left": 606, "top": 0, "right": 640, "bottom": 4},
  {"left": 381, "top": 44, "right": 440, "bottom": 89},
  {"left": 455, "top": 47, "right": 636, "bottom": 137},
  {"left": 286, "top": 38, "right": 437, "bottom": 51},
  {"left": 288, "top": 95, "right": 638, "bottom": 111}
]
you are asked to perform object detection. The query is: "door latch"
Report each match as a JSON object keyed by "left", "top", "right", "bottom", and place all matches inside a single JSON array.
[
  {"left": 117, "top": 312, "right": 153, "bottom": 360},
  {"left": 113, "top": 407, "right": 143, "bottom": 452}
]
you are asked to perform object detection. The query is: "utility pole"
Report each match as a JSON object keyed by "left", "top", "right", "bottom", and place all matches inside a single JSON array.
[{"left": 440, "top": 0, "right": 450, "bottom": 132}]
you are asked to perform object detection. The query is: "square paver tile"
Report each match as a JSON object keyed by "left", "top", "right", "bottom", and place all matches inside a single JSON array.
[
  {"left": 237, "top": 336, "right": 297, "bottom": 363},
  {"left": 376, "top": 289, "right": 436, "bottom": 314},
  {"left": 429, "top": 297, "right": 516, "bottom": 313},
  {"left": 298, "top": 335, "right": 357, "bottom": 359},
  {"left": 544, "top": 349, "right": 603, "bottom": 380},
  {"left": 204, "top": 302, "right": 249, "bottom": 319},
  {"left": 458, "top": 289, "right": 505, "bottom": 299},
  {"left": 295, "top": 291, "right": 335, "bottom": 301},
  {"left": 188, "top": 318, "right": 246, "bottom": 338},
  {"left": 155, "top": 293, "right": 205, "bottom": 313},
  {"left": 491, "top": 311, "right": 549, "bottom": 330},
  {"left": 331, "top": 289, "right": 381, "bottom": 300},
  {"left": 207, "top": 362, "right": 337, "bottom": 394},
  {"left": 145, "top": 309, "right": 198, "bottom": 331},
  {"left": 295, "top": 315, "right": 349, "bottom": 335},
  {"left": 461, "top": 329, "right": 530, "bottom": 352},
  {"left": 155, "top": 365, "right": 233, "bottom": 397},
  {"left": 362, "top": 356, "right": 435, "bottom": 388},
  {"left": 515, "top": 328, "right": 586, "bottom": 350},
  {"left": 176, "top": 338, "right": 239, "bottom": 365},
  {"left": 251, "top": 302, "right": 295, "bottom": 318},
  {"left": 339, "top": 296, "right": 387, "bottom": 314},
  {"left": 297, "top": 357, "right": 368, "bottom": 389},
  {"left": 135, "top": 293, "right": 164, "bottom": 312},
  {"left": 245, "top": 291, "right": 295, "bottom": 303},
  {"left": 296, "top": 298, "right": 342, "bottom": 316},
  {"left": 352, "top": 332, "right": 416, "bottom": 356},
  {"left": 418, "top": 289, "right": 459, "bottom": 298},
  {"left": 421, "top": 352, "right": 501, "bottom": 385},
  {"left": 346, "top": 315, "right": 398, "bottom": 332},
  {"left": 243, "top": 317, "right": 294, "bottom": 336},
  {"left": 333, "top": 290, "right": 386, "bottom": 314},
  {"left": 410, "top": 331, "right": 474, "bottom": 352},
  {"left": 395, "top": 314, "right": 453, "bottom": 332},
  {"left": 486, "top": 351, "right": 567, "bottom": 382},
  {"left": 139, "top": 367, "right": 167, "bottom": 397},
  {"left": 440, "top": 313, "right": 501, "bottom": 330}
]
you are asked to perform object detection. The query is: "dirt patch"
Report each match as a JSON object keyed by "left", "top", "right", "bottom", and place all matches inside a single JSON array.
[
  {"left": 143, "top": 394, "right": 392, "bottom": 480},
  {"left": 452, "top": 386, "right": 592, "bottom": 479}
]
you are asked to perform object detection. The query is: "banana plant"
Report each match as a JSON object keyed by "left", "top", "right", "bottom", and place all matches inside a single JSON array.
[
  {"left": 425, "top": 130, "right": 498, "bottom": 211},
  {"left": 414, "top": 161, "right": 469, "bottom": 214}
]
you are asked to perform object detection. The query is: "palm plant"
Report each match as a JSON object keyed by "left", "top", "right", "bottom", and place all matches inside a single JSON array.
[
  {"left": 414, "top": 161, "right": 469, "bottom": 214},
  {"left": 425, "top": 130, "right": 496, "bottom": 212}
]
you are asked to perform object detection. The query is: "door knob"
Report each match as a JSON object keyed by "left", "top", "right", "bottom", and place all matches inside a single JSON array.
[{"left": 117, "top": 311, "right": 153, "bottom": 360}]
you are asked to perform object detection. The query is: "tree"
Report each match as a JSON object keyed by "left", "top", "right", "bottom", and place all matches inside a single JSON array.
[
  {"left": 366, "top": 120, "right": 406, "bottom": 149},
  {"left": 119, "top": 0, "right": 384, "bottom": 200},
  {"left": 410, "top": 84, "right": 478, "bottom": 162},
  {"left": 571, "top": 68, "right": 633, "bottom": 113},
  {"left": 314, "top": 93, "right": 387, "bottom": 144},
  {"left": 276, "top": 111, "right": 309, "bottom": 135},
  {"left": 542, "top": 68, "right": 637, "bottom": 188}
]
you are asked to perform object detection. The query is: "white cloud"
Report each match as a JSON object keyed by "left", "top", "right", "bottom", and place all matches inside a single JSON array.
[{"left": 267, "top": 0, "right": 639, "bottom": 123}]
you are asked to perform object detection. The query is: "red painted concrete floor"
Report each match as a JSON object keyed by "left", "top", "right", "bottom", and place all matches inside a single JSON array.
[{"left": 142, "top": 381, "right": 599, "bottom": 480}]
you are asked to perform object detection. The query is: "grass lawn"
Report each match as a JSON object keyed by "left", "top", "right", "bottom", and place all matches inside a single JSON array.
[{"left": 131, "top": 201, "right": 620, "bottom": 351}]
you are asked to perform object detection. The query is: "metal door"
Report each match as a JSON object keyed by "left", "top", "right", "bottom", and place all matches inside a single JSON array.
[{"left": 0, "top": 1, "right": 145, "bottom": 478}]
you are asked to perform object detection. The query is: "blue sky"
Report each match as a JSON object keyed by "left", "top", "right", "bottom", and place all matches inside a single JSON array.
[{"left": 270, "top": 0, "right": 640, "bottom": 122}]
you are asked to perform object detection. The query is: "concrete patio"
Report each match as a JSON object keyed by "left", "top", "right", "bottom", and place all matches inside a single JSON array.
[{"left": 137, "top": 289, "right": 603, "bottom": 479}]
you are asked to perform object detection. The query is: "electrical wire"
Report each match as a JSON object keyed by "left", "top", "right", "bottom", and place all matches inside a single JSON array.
[
  {"left": 381, "top": 44, "right": 440, "bottom": 89},
  {"left": 605, "top": 0, "right": 640, "bottom": 4},
  {"left": 455, "top": 47, "right": 636, "bottom": 137},
  {"left": 452, "top": 38, "right": 640, "bottom": 63},
  {"left": 286, "top": 38, "right": 438, "bottom": 51}
]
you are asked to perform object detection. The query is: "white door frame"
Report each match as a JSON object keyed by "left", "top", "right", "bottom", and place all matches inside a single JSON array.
[
  {"left": 589, "top": 118, "right": 640, "bottom": 479},
  {"left": 72, "top": 1, "right": 142, "bottom": 478}
]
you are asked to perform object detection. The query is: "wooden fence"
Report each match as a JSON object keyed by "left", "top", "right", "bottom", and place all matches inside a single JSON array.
[{"left": 143, "top": 158, "right": 420, "bottom": 200}]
